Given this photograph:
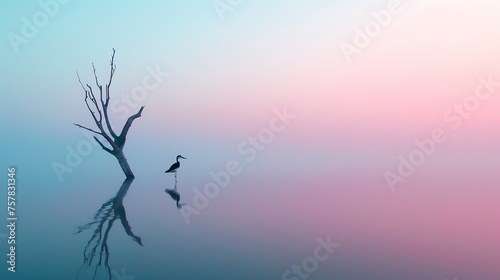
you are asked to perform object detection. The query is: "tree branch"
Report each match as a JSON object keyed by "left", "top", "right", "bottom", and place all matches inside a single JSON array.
[
  {"left": 92, "top": 63, "right": 106, "bottom": 107},
  {"left": 116, "top": 106, "right": 144, "bottom": 148},
  {"left": 108, "top": 48, "right": 116, "bottom": 88},
  {"left": 92, "top": 63, "right": 101, "bottom": 88},
  {"left": 102, "top": 108, "right": 118, "bottom": 139},
  {"left": 78, "top": 72, "right": 101, "bottom": 128},
  {"left": 84, "top": 94, "right": 100, "bottom": 128},
  {"left": 77, "top": 72, "right": 99, "bottom": 127},
  {"left": 98, "top": 49, "right": 119, "bottom": 139},
  {"left": 73, "top": 123, "right": 102, "bottom": 135},
  {"left": 76, "top": 71, "right": 88, "bottom": 92},
  {"left": 86, "top": 84, "right": 102, "bottom": 123},
  {"left": 93, "top": 136, "right": 113, "bottom": 154}
]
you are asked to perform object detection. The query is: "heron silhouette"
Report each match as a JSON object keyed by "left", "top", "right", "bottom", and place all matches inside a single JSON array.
[{"left": 165, "top": 155, "right": 186, "bottom": 184}]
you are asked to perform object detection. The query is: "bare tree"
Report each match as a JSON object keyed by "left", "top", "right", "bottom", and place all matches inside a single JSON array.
[{"left": 74, "top": 49, "right": 143, "bottom": 178}]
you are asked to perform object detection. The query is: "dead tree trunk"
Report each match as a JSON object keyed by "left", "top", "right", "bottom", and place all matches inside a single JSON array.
[
  {"left": 74, "top": 49, "right": 143, "bottom": 178},
  {"left": 113, "top": 150, "right": 134, "bottom": 178}
]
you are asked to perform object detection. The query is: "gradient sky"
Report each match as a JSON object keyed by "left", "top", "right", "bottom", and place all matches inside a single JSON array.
[{"left": 1, "top": 1, "right": 500, "bottom": 280}]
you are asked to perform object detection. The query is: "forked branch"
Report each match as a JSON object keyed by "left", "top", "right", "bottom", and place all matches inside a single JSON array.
[{"left": 74, "top": 49, "right": 143, "bottom": 178}]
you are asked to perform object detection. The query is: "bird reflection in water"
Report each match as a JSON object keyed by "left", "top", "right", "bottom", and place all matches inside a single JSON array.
[
  {"left": 164, "top": 155, "right": 187, "bottom": 210},
  {"left": 165, "top": 185, "right": 187, "bottom": 209}
]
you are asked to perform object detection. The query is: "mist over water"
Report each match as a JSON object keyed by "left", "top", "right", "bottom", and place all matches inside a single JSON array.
[{"left": 1, "top": 1, "right": 500, "bottom": 279}]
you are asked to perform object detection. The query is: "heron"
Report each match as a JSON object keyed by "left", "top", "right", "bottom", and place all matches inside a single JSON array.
[
  {"left": 165, "top": 155, "right": 186, "bottom": 184},
  {"left": 165, "top": 155, "right": 186, "bottom": 173}
]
